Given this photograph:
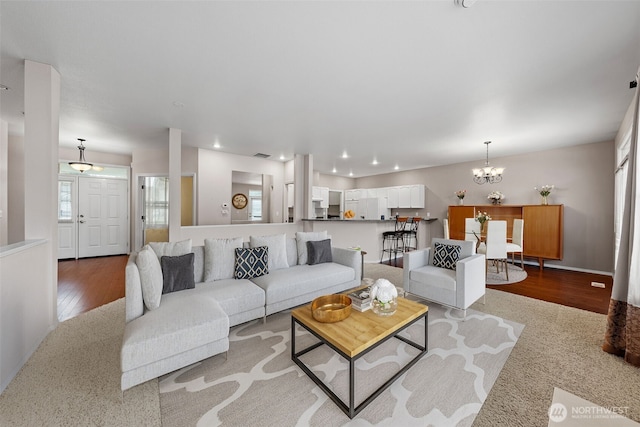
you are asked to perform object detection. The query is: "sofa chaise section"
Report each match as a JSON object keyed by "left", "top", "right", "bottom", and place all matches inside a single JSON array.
[{"left": 121, "top": 290, "right": 229, "bottom": 391}]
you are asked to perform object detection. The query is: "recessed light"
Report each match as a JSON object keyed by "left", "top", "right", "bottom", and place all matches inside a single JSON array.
[
  {"left": 394, "top": 165, "right": 399, "bottom": 170},
  {"left": 279, "top": 154, "right": 286, "bottom": 160},
  {"left": 349, "top": 171, "right": 353, "bottom": 177},
  {"left": 332, "top": 167, "right": 337, "bottom": 173},
  {"left": 372, "top": 159, "right": 379, "bottom": 165},
  {"left": 0, "top": 84, "right": 9, "bottom": 91},
  {"left": 342, "top": 151, "right": 349, "bottom": 159},
  {"left": 213, "top": 136, "right": 221, "bottom": 149}
]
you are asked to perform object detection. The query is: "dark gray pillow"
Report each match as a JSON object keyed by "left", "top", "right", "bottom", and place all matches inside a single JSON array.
[
  {"left": 307, "top": 239, "right": 333, "bottom": 265},
  {"left": 161, "top": 253, "right": 195, "bottom": 294}
]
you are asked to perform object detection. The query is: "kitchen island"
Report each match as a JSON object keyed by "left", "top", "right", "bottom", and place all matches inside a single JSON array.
[{"left": 302, "top": 218, "right": 437, "bottom": 263}]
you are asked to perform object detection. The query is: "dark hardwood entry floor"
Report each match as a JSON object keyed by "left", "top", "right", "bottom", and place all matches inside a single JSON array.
[
  {"left": 58, "top": 254, "right": 613, "bottom": 322},
  {"left": 57, "top": 255, "right": 128, "bottom": 322}
]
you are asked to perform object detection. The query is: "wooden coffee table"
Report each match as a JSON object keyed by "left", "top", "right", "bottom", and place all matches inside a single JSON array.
[{"left": 291, "top": 296, "right": 428, "bottom": 419}]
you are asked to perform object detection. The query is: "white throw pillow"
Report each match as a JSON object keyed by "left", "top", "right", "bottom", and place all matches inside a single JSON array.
[
  {"left": 204, "top": 237, "right": 243, "bottom": 281},
  {"left": 148, "top": 239, "right": 192, "bottom": 261},
  {"left": 250, "top": 234, "right": 289, "bottom": 271},
  {"left": 296, "top": 231, "right": 328, "bottom": 265},
  {"left": 136, "top": 245, "right": 163, "bottom": 310}
]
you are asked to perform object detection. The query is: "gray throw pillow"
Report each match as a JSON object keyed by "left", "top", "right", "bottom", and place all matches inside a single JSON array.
[
  {"left": 250, "top": 234, "right": 289, "bottom": 271},
  {"left": 307, "top": 239, "right": 333, "bottom": 265},
  {"left": 148, "top": 239, "right": 192, "bottom": 261},
  {"left": 204, "top": 237, "right": 243, "bottom": 281},
  {"left": 296, "top": 231, "right": 328, "bottom": 265},
  {"left": 160, "top": 253, "right": 195, "bottom": 294},
  {"left": 135, "top": 245, "right": 163, "bottom": 310}
]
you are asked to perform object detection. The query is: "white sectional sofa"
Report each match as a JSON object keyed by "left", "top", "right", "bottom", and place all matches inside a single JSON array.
[{"left": 121, "top": 233, "right": 361, "bottom": 391}]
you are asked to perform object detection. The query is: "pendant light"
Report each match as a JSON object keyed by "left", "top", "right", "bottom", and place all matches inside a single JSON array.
[{"left": 69, "top": 138, "right": 93, "bottom": 172}]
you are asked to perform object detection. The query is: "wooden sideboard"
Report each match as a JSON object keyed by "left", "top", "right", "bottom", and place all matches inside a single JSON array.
[{"left": 448, "top": 204, "right": 563, "bottom": 269}]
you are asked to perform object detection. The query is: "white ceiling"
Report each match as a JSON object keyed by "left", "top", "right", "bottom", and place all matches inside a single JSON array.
[{"left": 1, "top": 1, "right": 639, "bottom": 177}]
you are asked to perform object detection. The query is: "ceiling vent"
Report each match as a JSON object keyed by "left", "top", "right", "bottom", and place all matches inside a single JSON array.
[{"left": 254, "top": 153, "right": 271, "bottom": 159}]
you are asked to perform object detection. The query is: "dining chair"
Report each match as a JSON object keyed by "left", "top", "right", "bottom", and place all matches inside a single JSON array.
[
  {"left": 506, "top": 218, "right": 524, "bottom": 266},
  {"left": 477, "top": 220, "right": 509, "bottom": 280},
  {"left": 443, "top": 218, "right": 450, "bottom": 239},
  {"left": 464, "top": 218, "right": 480, "bottom": 242}
]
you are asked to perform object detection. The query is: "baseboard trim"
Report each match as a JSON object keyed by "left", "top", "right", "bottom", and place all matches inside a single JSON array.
[{"left": 521, "top": 260, "right": 612, "bottom": 277}]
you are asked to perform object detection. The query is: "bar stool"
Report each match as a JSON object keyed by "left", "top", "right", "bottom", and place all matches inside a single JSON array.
[
  {"left": 403, "top": 217, "right": 421, "bottom": 251},
  {"left": 380, "top": 217, "right": 408, "bottom": 266}
]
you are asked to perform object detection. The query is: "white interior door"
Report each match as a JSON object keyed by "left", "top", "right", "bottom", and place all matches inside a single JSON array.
[{"left": 78, "top": 177, "right": 128, "bottom": 258}]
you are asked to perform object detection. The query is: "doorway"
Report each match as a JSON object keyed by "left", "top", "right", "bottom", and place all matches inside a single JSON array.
[{"left": 57, "top": 173, "right": 129, "bottom": 259}]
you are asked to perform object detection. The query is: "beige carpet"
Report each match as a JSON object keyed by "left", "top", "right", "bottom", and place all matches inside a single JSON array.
[{"left": 0, "top": 263, "right": 638, "bottom": 426}]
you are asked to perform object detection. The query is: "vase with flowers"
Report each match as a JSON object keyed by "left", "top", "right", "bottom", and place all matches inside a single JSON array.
[
  {"left": 487, "top": 191, "right": 505, "bottom": 205},
  {"left": 455, "top": 190, "right": 466, "bottom": 205},
  {"left": 535, "top": 185, "right": 554, "bottom": 205},
  {"left": 475, "top": 211, "right": 492, "bottom": 234}
]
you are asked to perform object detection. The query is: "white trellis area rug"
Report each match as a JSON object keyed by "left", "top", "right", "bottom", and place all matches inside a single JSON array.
[{"left": 159, "top": 301, "right": 523, "bottom": 426}]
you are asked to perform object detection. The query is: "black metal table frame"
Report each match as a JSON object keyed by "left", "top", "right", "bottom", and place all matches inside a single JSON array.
[{"left": 291, "top": 311, "right": 428, "bottom": 419}]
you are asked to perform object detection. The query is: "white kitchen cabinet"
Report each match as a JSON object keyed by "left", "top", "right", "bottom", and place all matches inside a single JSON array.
[
  {"left": 320, "top": 187, "right": 329, "bottom": 208},
  {"left": 345, "top": 200, "right": 359, "bottom": 217},
  {"left": 345, "top": 189, "right": 361, "bottom": 201},
  {"left": 286, "top": 183, "right": 294, "bottom": 208},
  {"left": 398, "top": 186, "right": 411, "bottom": 208},
  {"left": 410, "top": 184, "right": 425, "bottom": 208},
  {"left": 387, "top": 187, "right": 399, "bottom": 208},
  {"left": 312, "top": 186, "right": 329, "bottom": 208}
]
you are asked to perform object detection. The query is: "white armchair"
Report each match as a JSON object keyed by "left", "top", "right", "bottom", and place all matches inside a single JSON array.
[{"left": 403, "top": 238, "right": 486, "bottom": 317}]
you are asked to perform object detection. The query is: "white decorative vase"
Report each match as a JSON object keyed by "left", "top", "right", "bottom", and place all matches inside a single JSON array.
[
  {"left": 370, "top": 278, "right": 398, "bottom": 316},
  {"left": 458, "top": 198, "right": 464, "bottom": 205}
]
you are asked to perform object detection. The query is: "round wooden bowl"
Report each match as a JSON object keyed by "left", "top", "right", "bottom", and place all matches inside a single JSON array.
[{"left": 311, "top": 294, "right": 352, "bottom": 323}]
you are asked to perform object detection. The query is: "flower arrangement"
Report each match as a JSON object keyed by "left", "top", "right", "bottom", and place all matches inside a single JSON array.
[
  {"left": 535, "top": 185, "right": 554, "bottom": 205},
  {"left": 455, "top": 190, "right": 466, "bottom": 200},
  {"left": 475, "top": 211, "right": 491, "bottom": 226},
  {"left": 487, "top": 191, "right": 505, "bottom": 205},
  {"left": 535, "top": 185, "right": 554, "bottom": 197}
]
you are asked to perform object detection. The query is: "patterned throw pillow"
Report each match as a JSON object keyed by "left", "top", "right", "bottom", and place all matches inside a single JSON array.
[
  {"left": 432, "top": 242, "right": 461, "bottom": 270},
  {"left": 234, "top": 246, "right": 269, "bottom": 279}
]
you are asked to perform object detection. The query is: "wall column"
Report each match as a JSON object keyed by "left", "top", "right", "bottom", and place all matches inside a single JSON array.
[
  {"left": 168, "top": 128, "right": 182, "bottom": 242},
  {"left": 24, "top": 59, "right": 60, "bottom": 325}
]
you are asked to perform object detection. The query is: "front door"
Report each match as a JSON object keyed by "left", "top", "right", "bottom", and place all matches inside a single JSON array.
[{"left": 78, "top": 177, "right": 128, "bottom": 258}]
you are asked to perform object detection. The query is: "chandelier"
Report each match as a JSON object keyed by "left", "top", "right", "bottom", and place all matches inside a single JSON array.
[
  {"left": 69, "top": 138, "right": 93, "bottom": 172},
  {"left": 472, "top": 141, "right": 504, "bottom": 184}
]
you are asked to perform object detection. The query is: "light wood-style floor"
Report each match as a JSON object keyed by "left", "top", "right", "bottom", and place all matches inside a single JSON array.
[{"left": 58, "top": 254, "right": 613, "bottom": 322}]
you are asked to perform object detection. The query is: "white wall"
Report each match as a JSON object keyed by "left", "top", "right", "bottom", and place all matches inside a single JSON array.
[
  {"left": 0, "top": 121, "right": 7, "bottom": 246},
  {"left": 197, "top": 149, "right": 285, "bottom": 225},
  {"left": 181, "top": 223, "right": 300, "bottom": 246},
  {"left": 356, "top": 141, "right": 615, "bottom": 273},
  {"left": 0, "top": 240, "right": 52, "bottom": 392},
  {"left": 7, "top": 135, "right": 24, "bottom": 244}
]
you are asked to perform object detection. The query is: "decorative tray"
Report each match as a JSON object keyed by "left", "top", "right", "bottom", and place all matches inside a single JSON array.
[{"left": 311, "top": 294, "right": 352, "bottom": 323}]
